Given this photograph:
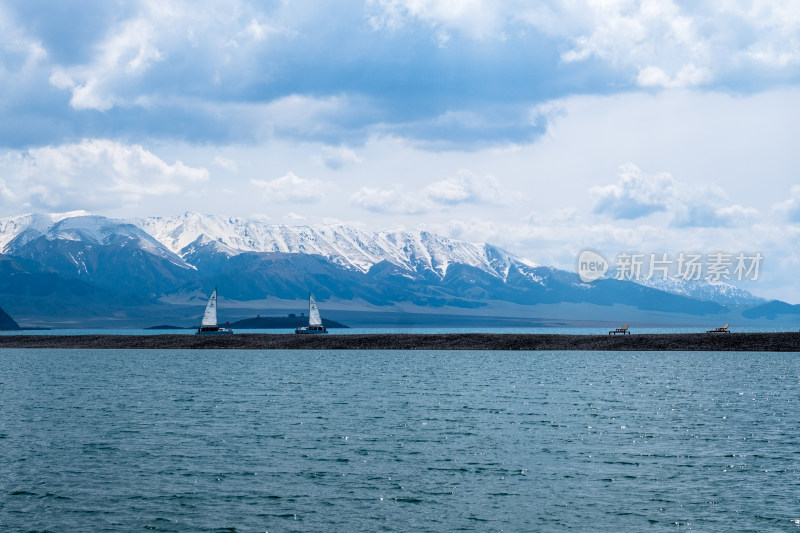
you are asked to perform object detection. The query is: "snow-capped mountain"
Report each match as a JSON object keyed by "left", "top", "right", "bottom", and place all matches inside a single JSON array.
[
  {"left": 134, "top": 212, "right": 537, "bottom": 280},
  {"left": 0, "top": 211, "right": 771, "bottom": 327},
  {"left": 636, "top": 276, "right": 764, "bottom": 307},
  {"left": 0, "top": 212, "right": 548, "bottom": 299},
  {"left": 0, "top": 213, "right": 192, "bottom": 295},
  {"left": 3, "top": 213, "right": 185, "bottom": 266},
  {"left": 0, "top": 211, "right": 90, "bottom": 251}
]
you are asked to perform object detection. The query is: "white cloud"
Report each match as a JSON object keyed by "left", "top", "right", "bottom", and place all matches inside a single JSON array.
[
  {"left": 591, "top": 163, "right": 674, "bottom": 219},
  {"left": 592, "top": 163, "right": 758, "bottom": 228},
  {"left": 351, "top": 169, "right": 506, "bottom": 214},
  {"left": 734, "top": 1, "right": 800, "bottom": 67},
  {"left": 552, "top": 1, "right": 703, "bottom": 71},
  {"left": 247, "top": 212, "right": 272, "bottom": 223},
  {"left": 370, "top": 1, "right": 800, "bottom": 88},
  {"left": 774, "top": 185, "right": 800, "bottom": 223},
  {"left": 213, "top": 156, "right": 238, "bottom": 172},
  {"left": 0, "top": 5, "right": 49, "bottom": 108},
  {"left": 421, "top": 169, "right": 501, "bottom": 205},
  {"left": 9, "top": 0, "right": 800, "bottom": 152},
  {"left": 50, "top": 17, "right": 164, "bottom": 111},
  {"left": 316, "top": 145, "right": 364, "bottom": 170},
  {"left": 46, "top": 1, "right": 298, "bottom": 112},
  {"left": 0, "top": 7, "right": 47, "bottom": 75},
  {"left": 284, "top": 212, "right": 307, "bottom": 221},
  {"left": 237, "top": 18, "right": 295, "bottom": 43},
  {"left": 351, "top": 186, "right": 426, "bottom": 214},
  {"left": 0, "top": 139, "right": 208, "bottom": 211},
  {"left": 260, "top": 94, "right": 372, "bottom": 139},
  {"left": 545, "top": 0, "right": 800, "bottom": 86},
  {"left": 366, "top": 0, "right": 505, "bottom": 40},
  {"left": 672, "top": 204, "right": 759, "bottom": 229},
  {"left": 636, "top": 64, "right": 712, "bottom": 89},
  {"left": 251, "top": 171, "right": 326, "bottom": 203}
]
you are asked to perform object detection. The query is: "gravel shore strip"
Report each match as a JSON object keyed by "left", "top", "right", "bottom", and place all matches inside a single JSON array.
[{"left": 1, "top": 332, "right": 800, "bottom": 351}]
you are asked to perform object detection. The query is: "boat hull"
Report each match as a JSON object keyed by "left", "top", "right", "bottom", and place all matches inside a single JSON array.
[
  {"left": 196, "top": 327, "right": 234, "bottom": 335},
  {"left": 295, "top": 327, "right": 327, "bottom": 334}
]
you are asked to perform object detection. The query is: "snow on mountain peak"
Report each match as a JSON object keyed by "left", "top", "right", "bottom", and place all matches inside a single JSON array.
[
  {"left": 48, "top": 215, "right": 134, "bottom": 244},
  {"left": 0, "top": 212, "right": 185, "bottom": 266},
  {"left": 0, "top": 211, "right": 537, "bottom": 281},
  {"left": 0, "top": 211, "right": 92, "bottom": 251},
  {"left": 636, "top": 276, "right": 763, "bottom": 307},
  {"left": 133, "top": 212, "right": 533, "bottom": 279}
]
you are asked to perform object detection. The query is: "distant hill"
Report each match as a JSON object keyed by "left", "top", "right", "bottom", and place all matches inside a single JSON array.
[
  {"left": 0, "top": 305, "right": 20, "bottom": 330},
  {"left": 742, "top": 300, "right": 800, "bottom": 320},
  {"left": 230, "top": 315, "right": 348, "bottom": 329}
]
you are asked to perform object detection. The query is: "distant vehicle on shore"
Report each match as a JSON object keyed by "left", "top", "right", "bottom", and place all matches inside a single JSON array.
[
  {"left": 295, "top": 293, "right": 327, "bottom": 334},
  {"left": 196, "top": 288, "right": 233, "bottom": 335}
]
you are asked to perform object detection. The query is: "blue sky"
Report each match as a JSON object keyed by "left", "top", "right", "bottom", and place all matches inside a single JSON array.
[{"left": 2, "top": 0, "right": 800, "bottom": 300}]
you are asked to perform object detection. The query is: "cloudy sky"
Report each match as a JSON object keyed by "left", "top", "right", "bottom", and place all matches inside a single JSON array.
[{"left": 2, "top": 0, "right": 800, "bottom": 300}]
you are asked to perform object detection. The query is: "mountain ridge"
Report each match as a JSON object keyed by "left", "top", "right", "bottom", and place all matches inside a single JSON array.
[
  {"left": 0, "top": 211, "right": 780, "bottom": 328},
  {"left": 133, "top": 212, "right": 536, "bottom": 280}
]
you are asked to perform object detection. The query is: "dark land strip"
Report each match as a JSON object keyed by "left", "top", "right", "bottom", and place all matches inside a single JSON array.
[{"left": 1, "top": 332, "right": 800, "bottom": 351}]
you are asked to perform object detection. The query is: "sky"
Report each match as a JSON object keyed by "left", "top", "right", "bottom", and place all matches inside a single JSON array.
[{"left": 1, "top": 0, "right": 800, "bottom": 301}]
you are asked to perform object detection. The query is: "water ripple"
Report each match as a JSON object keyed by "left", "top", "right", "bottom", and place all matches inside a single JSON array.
[{"left": 1, "top": 348, "right": 798, "bottom": 531}]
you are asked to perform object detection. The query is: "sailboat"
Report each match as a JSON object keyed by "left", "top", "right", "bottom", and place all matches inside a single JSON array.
[
  {"left": 295, "top": 292, "right": 328, "bottom": 334},
  {"left": 196, "top": 287, "right": 234, "bottom": 335}
]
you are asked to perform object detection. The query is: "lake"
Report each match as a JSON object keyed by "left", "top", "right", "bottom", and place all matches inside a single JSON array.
[{"left": 1, "top": 348, "right": 798, "bottom": 531}]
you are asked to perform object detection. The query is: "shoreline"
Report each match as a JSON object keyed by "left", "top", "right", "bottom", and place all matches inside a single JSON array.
[{"left": 1, "top": 332, "right": 800, "bottom": 351}]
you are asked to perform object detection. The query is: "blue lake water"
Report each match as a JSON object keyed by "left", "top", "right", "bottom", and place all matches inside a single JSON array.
[{"left": 1, "top": 348, "right": 799, "bottom": 531}]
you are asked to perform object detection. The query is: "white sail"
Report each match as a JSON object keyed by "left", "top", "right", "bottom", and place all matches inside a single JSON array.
[
  {"left": 308, "top": 293, "right": 322, "bottom": 327},
  {"left": 201, "top": 288, "right": 218, "bottom": 327}
]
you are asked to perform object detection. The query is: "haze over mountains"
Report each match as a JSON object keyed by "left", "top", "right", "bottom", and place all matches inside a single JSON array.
[{"left": 0, "top": 212, "right": 794, "bottom": 329}]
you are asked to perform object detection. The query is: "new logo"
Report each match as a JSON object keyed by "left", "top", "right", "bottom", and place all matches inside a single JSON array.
[{"left": 577, "top": 249, "right": 608, "bottom": 282}]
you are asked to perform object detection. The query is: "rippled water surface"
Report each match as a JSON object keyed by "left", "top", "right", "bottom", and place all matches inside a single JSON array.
[{"left": 2, "top": 349, "right": 799, "bottom": 531}]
